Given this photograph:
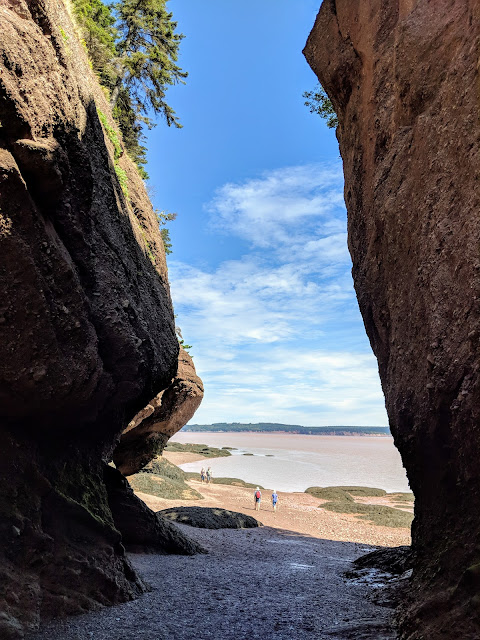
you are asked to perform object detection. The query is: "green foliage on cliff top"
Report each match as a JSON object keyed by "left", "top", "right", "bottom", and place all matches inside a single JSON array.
[
  {"left": 72, "top": 0, "right": 117, "bottom": 74},
  {"left": 156, "top": 210, "right": 177, "bottom": 255},
  {"left": 165, "top": 442, "right": 233, "bottom": 458},
  {"left": 111, "top": 0, "right": 187, "bottom": 128},
  {"left": 72, "top": 0, "right": 186, "bottom": 196}
]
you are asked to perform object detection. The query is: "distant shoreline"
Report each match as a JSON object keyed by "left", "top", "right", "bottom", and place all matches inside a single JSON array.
[
  {"left": 182, "top": 425, "right": 390, "bottom": 437},
  {"left": 183, "top": 431, "right": 390, "bottom": 437}
]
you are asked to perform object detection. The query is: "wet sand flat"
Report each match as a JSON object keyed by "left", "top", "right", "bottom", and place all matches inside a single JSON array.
[{"left": 171, "top": 432, "right": 410, "bottom": 493}]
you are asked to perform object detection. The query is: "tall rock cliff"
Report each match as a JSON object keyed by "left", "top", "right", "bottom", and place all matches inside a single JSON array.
[
  {"left": 0, "top": 1, "right": 199, "bottom": 637},
  {"left": 304, "top": 1, "right": 480, "bottom": 638}
]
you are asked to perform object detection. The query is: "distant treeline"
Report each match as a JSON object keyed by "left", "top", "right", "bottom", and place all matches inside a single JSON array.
[{"left": 183, "top": 423, "right": 390, "bottom": 436}]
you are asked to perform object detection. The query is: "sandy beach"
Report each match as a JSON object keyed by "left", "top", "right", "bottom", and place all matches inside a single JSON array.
[
  {"left": 144, "top": 451, "right": 412, "bottom": 547},
  {"left": 162, "top": 451, "right": 209, "bottom": 465}
]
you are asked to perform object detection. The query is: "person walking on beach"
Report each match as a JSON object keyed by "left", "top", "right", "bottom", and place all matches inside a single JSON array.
[
  {"left": 254, "top": 487, "right": 262, "bottom": 511},
  {"left": 200, "top": 468, "right": 206, "bottom": 483},
  {"left": 206, "top": 467, "right": 212, "bottom": 484},
  {"left": 272, "top": 489, "right": 278, "bottom": 512}
]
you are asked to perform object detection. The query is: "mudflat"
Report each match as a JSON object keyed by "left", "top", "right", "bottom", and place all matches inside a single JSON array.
[{"left": 170, "top": 433, "right": 410, "bottom": 493}]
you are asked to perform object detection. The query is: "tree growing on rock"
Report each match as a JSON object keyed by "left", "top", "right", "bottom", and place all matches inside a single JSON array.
[
  {"left": 303, "top": 83, "right": 338, "bottom": 129},
  {"left": 72, "top": 0, "right": 187, "bottom": 177},
  {"left": 72, "top": 0, "right": 117, "bottom": 75},
  {"left": 110, "top": 0, "right": 187, "bottom": 129}
]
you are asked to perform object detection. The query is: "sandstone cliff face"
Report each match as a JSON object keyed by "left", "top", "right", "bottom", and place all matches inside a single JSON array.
[
  {"left": 114, "top": 347, "right": 204, "bottom": 476},
  {"left": 304, "top": 1, "right": 480, "bottom": 638},
  {"left": 0, "top": 1, "right": 190, "bottom": 637}
]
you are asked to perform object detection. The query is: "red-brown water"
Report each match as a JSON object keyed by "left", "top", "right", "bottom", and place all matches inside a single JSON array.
[{"left": 171, "top": 432, "right": 410, "bottom": 493}]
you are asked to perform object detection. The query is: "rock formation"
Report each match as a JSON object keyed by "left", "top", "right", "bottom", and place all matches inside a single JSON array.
[
  {"left": 104, "top": 466, "right": 205, "bottom": 555},
  {"left": 159, "top": 506, "right": 262, "bottom": 530},
  {"left": 113, "top": 347, "right": 204, "bottom": 476},
  {"left": 304, "top": 1, "right": 480, "bottom": 638},
  {"left": 0, "top": 2, "right": 199, "bottom": 637}
]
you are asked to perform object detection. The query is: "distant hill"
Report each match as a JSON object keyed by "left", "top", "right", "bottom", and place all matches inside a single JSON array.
[{"left": 183, "top": 423, "right": 390, "bottom": 436}]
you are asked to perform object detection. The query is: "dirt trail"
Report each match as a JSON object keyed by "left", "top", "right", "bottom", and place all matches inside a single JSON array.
[{"left": 27, "top": 524, "right": 398, "bottom": 640}]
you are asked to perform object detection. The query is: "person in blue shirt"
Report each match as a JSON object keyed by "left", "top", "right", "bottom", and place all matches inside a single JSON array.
[{"left": 272, "top": 490, "right": 278, "bottom": 512}]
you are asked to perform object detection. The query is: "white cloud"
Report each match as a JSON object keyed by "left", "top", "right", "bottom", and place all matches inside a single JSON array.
[
  {"left": 170, "top": 257, "right": 356, "bottom": 348},
  {"left": 208, "top": 163, "right": 346, "bottom": 250},
  {"left": 170, "top": 163, "right": 387, "bottom": 426},
  {"left": 190, "top": 347, "right": 387, "bottom": 426}
]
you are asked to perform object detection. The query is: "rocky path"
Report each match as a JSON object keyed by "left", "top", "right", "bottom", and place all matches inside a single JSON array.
[{"left": 27, "top": 525, "right": 398, "bottom": 640}]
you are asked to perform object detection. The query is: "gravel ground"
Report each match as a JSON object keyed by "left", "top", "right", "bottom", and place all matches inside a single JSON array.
[{"left": 27, "top": 524, "right": 398, "bottom": 640}]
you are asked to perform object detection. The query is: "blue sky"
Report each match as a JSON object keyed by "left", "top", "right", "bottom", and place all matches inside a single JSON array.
[{"left": 146, "top": 1, "right": 388, "bottom": 426}]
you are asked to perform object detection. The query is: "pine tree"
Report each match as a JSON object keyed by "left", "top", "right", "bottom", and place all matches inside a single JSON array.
[
  {"left": 112, "top": 85, "right": 149, "bottom": 178},
  {"left": 110, "top": 0, "right": 187, "bottom": 128},
  {"left": 72, "top": 0, "right": 116, "bottom": 75}
]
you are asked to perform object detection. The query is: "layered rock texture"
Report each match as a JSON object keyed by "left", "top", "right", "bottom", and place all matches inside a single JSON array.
[
  {"left": 0, "top": 1, "right": 200, "bottom": 637},
  {"left": 113, "top": 347, "right": 204, "bottom": 476},
  {"left": 305, "top": 1, "right": 480, "bottom": 638}
]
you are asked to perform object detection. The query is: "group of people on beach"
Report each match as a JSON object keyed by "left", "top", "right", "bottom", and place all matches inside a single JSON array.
[
  {"left": 254, "top": 487, "right": 278, "bottom": 512},
  {"left": 200, "top": 467, "right": 212, "bottom": 483},
  {"left": 199, "top": 467, "right": 278, "bottom": 512}
]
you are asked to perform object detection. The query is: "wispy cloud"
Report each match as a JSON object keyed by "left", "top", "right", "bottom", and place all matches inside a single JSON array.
[
  {"left": 170, "top": 163, "right": 387, "bottom": 426},
  {"left": 189, "top": 346, "right": 386, "bottom": 426},
  {"left": 208, "top": 164, "right": 346, "bottom": 251}
]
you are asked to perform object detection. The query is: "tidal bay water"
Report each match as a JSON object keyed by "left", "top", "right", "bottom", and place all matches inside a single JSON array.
[{"left": 170, "top": 432, "right": 410, "bottom": 493}]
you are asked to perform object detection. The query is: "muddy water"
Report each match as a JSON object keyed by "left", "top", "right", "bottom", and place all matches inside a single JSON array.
[{"left": 171, "top": 432, "right": 410, "bottom": 493}]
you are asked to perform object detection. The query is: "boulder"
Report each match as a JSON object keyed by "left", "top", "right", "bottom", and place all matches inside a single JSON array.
[
  {"left": 113, "top": 347, "right": 204, "bottom": 476},
  {"left": 304, "top": 1, "right": 480, "bottom": 638},
  {"left": 352, "top": 546, "right": 412, "bottom": 577},
  {"left": 159, "top": 506, "right": 262, "bottom": 530}
]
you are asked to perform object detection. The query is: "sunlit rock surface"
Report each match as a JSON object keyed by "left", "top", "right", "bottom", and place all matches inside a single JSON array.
[
  {"left": 114, "top": 347, "right": 204, "bottom": 476},
  {"left": 304, "top": 1, "right": 480, "bottom": 638},
  {"left": 0, "top": 1, "right": 192, "bottom": 636}
]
